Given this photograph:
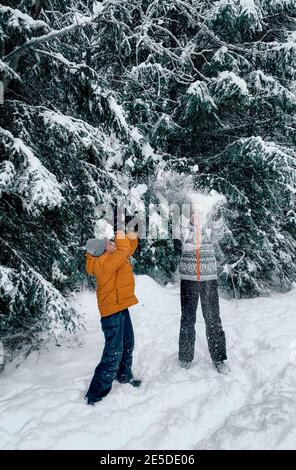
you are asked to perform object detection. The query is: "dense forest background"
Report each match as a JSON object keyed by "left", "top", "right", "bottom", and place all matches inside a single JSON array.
[{"left": 0, "top": 0, "right": 295, "bottom": 362}]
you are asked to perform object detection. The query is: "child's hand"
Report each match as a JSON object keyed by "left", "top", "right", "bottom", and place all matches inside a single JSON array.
[{"left": 127, "top": 230, "right": 138, "bottom": 240}]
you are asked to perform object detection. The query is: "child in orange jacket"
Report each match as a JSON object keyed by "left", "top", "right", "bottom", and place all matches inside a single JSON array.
[{"left": 84, "top": 230, "right": 141, "bottom": 405}]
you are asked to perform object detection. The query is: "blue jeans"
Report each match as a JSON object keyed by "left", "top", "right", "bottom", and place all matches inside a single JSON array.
[{"left": 85, "top": 309, "right": 135, "bottom": 402}]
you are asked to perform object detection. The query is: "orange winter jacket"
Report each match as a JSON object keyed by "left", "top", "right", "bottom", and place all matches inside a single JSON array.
[{"left": 85, "top": 231, "right": 138, "bottom": 317}]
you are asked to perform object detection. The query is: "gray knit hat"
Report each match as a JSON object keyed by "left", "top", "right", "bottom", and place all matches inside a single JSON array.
[{"left": 86, "top": 237, "right": 109, "bottom": 257}]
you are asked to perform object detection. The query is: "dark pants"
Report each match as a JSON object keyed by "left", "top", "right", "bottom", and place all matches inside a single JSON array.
[
  {"left": 85, "top": 309, "right": 134, "bottom": 402},
  {"left": 179, "top": 279, "right": 227, "bottom": 364}
]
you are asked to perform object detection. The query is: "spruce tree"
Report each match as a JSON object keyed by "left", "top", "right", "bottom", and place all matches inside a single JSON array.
[
  {"left": 103, "top": 0, "right": 296, "bottom": 295},
  {"left": 0, "top": 0, "right": 159, "bottom": 361},
  {"left": 1, "top": 0, "right": 296, "bottom": 364}
]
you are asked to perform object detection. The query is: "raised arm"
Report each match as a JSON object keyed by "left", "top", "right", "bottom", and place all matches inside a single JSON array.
[
  {"left": 85, "top": 231, "right": 131, "bottom": 276},
  {"left": 101, "top": 231, "right": 131, "bottom": 274},
  {"left": 127, "top": 230, "right": 138, "bottom": 257},
  {"left": 206, "top": 216, "right": 231, "bottom": 244}
]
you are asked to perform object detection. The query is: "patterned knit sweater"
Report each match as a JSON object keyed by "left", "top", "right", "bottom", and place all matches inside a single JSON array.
[{"left": 180, "top": 218, "right": 225, "bottom": 282}]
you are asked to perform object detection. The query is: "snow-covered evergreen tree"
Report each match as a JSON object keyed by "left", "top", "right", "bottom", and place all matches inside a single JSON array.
[
  {"left": 100, "top": 0, "right": 296, "bottom": 295},
  {"left": 112, "top": 0, "right": 296, "bottom": 295},
  {"left": 1, "top": 0, "right": 296, "bottom": 363},
  {"left": 0, "top": 0, "right": 159, "bottom": 362},
  {"left": 176, "top": 0, "right": 296, "bottom": 295}
]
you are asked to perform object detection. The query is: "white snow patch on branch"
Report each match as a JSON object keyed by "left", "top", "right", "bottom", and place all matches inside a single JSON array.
[
  {"left": 107, "top": 95, "right": 161, "bottom": 163},
  {"left": 1, "top": 6, "right": 49, "bottom": 31},
  {"left": 216, "top": 71, "right": 249, "bottom": 95},
  {"left": 0, "top": 265, "right": 16, "bottom": 297},
  {"left": 249, "top": 70, "right": 296, "bottom": 105},
  {"left": 0, "top": 160, "right": 15, "bottom": 196},
  {"left": 0, "top": 59, "right": 21, "bottom": 80},
  {"left": 42, "top": 109, "right": 106, "bottom": 148},
  {"left": 52, "top": 261, "right": 68, "bottom": 283},
  {"left": 0, "top": 127, "right": 65, "bottom": 214},
  {"left": 187, "top": 80, "right": 217, "bottom": 110},
  {"left": 13, "top": 138, "right": 64, "bottom": 213}
]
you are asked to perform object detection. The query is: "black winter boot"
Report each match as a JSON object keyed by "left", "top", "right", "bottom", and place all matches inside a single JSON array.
[{"left": 212, "top": 360, "right": 230, "bottom": 374}]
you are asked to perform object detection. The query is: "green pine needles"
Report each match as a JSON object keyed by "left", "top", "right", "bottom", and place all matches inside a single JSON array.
[{"left": 0, "top": 0, "right": 296, "bottom": 363}]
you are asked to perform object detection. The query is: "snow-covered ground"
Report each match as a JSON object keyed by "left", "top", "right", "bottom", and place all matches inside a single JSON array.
[{"left": 1, "top": 275, "right": 296, "bottom": 450}]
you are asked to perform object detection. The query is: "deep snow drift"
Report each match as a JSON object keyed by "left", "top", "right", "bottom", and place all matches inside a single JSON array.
[{"left": 1, "top": 276, "right": 296, "bottom": 450}]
